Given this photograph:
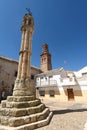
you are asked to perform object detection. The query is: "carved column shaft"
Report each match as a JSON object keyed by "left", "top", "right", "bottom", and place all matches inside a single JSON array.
[
  {"left": 13, "top": 14, "right": 34, "bottom": 96},
  {"left": 27, "top": 33, "right": 32, "bottom": 78},
  {"left": 17, "top": 30, "right": 25, "bottom": 79}
]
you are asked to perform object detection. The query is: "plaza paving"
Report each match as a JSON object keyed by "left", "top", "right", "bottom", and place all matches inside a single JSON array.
[
  {"left": 0, "top": 99, "right": 87, "bottom": 130},
  {"left": 36, "top": 99, "right": 87, "bottom": 130}
]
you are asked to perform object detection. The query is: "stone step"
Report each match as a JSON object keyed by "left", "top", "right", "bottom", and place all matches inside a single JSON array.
[
  {"left": 9, "top": 107, "right": 50, "bottom": 127},
  {"left": 0, "top": 107, "right": 50, "bottom": 127},
  {"left": 1, "top": 99, "right": 41, "bottom": 108},
  {"left": 1, "top": 103, "right": 45, "bottom": 117},
  {"left": 0, "top": 111, "right": 53, "bottom": 130},
  {"left": 7, "top": 96, "right": 35, "bottom": 102}
]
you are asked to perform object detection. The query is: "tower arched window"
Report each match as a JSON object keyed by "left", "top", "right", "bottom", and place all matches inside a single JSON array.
[
  {"left": 44, "top": 58, "right": 46, "bottom": 62},
  {"left": 42, "top": 58, "right": 43, "bottom": 63}
]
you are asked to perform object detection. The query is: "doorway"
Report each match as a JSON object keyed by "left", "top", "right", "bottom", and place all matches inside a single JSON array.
[{"left": 67, "top": 88, "right": 74, "bottom": 101}]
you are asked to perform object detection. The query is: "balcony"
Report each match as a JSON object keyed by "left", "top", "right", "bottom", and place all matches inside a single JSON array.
[
  {"left": 60, "top": 77, "right": 76, "bottom": 86},
  {"left": 36, "top": 80, "right": 57, "bottom": 90}
]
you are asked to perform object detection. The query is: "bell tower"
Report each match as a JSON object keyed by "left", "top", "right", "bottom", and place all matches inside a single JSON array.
[{"left": 40, "top": 44, "right": 52, "bottom": 72}]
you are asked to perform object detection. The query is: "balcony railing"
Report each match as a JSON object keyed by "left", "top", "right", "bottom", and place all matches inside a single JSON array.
[
  {"left": 60, "top": 77, "right": 76, "bottom": 86},
  {"left": 36, "top": 80, "right": 57, "bottom": 87}
]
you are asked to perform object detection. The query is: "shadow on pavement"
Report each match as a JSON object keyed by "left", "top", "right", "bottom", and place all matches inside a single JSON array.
[{"left": 53, "top": 109, "right": 87, "bottom": 115}]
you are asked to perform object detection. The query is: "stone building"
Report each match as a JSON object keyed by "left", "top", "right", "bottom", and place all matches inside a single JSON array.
[{"left": 0, "top": 56, "right": 41, "bottom": 101}]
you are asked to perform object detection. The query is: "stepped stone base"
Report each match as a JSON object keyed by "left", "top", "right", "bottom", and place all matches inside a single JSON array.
[{"left": 0, "top": 95, "right": 53, "bottom": 130}]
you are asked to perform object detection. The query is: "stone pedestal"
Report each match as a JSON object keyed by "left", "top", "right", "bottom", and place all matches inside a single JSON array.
[
  {"left": 0, "top": 79, "right": 52, "bottom": 129},
  {"left": 13, "top": 79, "right": 35, "bottom": 96}
]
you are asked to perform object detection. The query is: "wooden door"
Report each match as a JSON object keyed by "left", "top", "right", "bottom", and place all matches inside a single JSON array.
[{"left": 67, "top": 88, "right": 74, "bottom": 101}]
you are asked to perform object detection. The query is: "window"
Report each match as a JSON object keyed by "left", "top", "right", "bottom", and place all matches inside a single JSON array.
[
  {"left": 44, "top": 58, "right": 46, "bottom": 62},
  {"left": 82, "top": 73, "right": 87, "bottom": 77},
  {"left": 39, "top": 90, "right": 45, "bottom": 96},
  {"left": 41, "top": 58, "right": 43, "bottom": 63},
  {"left": 49, "top": 76, "right": 53, "bottom": 78},
  {"left": 31, "top": 75, "right": 34, "bottom": 80},
  {"left": 37, "top": 78, "right": 39, "bottom": 81},
  {"left": 14, "top": 71, "right": 17, "bottom": 77},
  {"left": 49, "top": 90, "right": 55, "bottom": 97},
  {"left": 45, "top": 77, "right": 47, "bottom": 80},
  {"left": 41, "top": 77, "right": 43, "bottom": 79}
]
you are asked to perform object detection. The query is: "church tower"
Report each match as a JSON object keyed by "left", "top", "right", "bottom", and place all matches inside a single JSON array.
[{"left": 40, "top": 44, "right": 52, "bottom": 72}]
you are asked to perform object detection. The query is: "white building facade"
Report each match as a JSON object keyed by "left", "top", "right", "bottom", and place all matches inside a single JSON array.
[{"left": 36, "top": 67, "right": 87, "bottom": 102}]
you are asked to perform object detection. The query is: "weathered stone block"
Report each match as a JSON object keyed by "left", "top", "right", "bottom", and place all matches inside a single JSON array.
[
  {"left": 24, "top": 117, "right": 31, "bottom": 124},
  {"left": 6, "top": 102, "right": 15, "bottom": 108},
  {"left": 9, "top": 118, "right": 24, "bottom": 127},
  {"left": 6, "top": 99, "right": 40, "bottom": 109},
  {"left": 1, "top": 116, "right": 8, "bottom": 126},
  {"left": 30, "top": 116, "right": 37, "bottom": 123},
  {"left": 43, "top": 109, "right": 50, "bottom": 119},
  {"left": 37, "top": 120, "right": 47, "bottom": 128},
  {"left": 1, "top": 100, "right": 6, "bottom": 108},
  {"left": 41, "top": 104, "right": 45, "bottom": 111},
  {"left": 29, "top": 100, "right": 40, "bottom": 107},
  {"left": 13, "top": 102, "right": 29, "bottom": 108},
  {"left": 1, "top": 108, "right": 11, "bottom": 116},
  {"left": 7, "top": 96, "right": 13, "bottom": 102},
  {"left": 27, "top": 108, "right": 35, "bottom": 115},
  {"left": 37, "top": 115, "right": 44, "bottom": 121},
  {"left": 24, "top": 125, "right": 36, "bottom": 130},
  {"left": 7, "top": 96, "right": 35, "bottom": 102},
  {"left": 35, "top": 104, "right": 45, "bottom": 113},
  {"left": 35, "top": 107, "right": 41, "bottom": 113},
  {"left": 12, "top": 109, "right": 27, "bottom": 117}
]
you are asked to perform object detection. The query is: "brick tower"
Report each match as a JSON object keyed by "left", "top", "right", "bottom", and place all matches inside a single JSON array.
[
  {"left": 40, "top": 44, "right": 52, "bottom": 72},
  {"left": 0, "top": 12, "right": 52, "bottom": 130}
]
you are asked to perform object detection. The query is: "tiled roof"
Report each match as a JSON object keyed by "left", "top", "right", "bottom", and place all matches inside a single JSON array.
[{"left": 36, "top": 67, "right": 64, "bottom": 77}]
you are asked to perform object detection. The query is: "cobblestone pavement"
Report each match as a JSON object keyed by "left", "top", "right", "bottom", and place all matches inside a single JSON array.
[
  {"left": 36, "top": 99, "right": 87, "bottom": 130},
  {"left": 0, "top": 100, "right": 87, "bottom": 130}
]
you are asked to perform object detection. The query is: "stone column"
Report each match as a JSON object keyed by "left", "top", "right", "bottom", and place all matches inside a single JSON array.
[
  {"left": 27, "top": 33, "right": 32, "bottom": 78},
  {"left": 21, "top": 30, "right": 29, "bottom": 79},
  {"left": 13, "top": 14, "right": 34, "bottom": 96},
  {"left": 17, "top": 30, "right": 25, "bottom": 79}
]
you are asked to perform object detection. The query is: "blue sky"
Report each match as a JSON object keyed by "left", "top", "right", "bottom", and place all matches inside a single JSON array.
[{"left": 0, "top": 0, "right": 87, "bottom": 71}]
